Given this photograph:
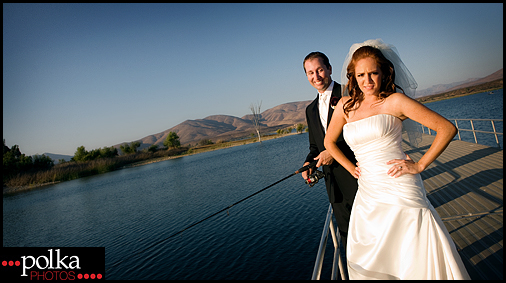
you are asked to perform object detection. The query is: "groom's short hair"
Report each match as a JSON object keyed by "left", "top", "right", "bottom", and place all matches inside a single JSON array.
[{"left": 303, "top": 51, "right": 331, "bottom": 73}]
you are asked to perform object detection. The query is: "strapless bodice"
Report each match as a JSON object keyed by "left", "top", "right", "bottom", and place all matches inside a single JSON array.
[{"left": 343, "top": 114, "right": 428, "bottom": 208}]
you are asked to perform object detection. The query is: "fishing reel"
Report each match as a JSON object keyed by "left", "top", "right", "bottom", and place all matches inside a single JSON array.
[{"left": 305, "top": 170, "right": 325, "bottom": 187}]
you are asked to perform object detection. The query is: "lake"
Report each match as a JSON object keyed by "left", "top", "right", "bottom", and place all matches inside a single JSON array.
[
  {"left": 424, "top": 89, "right": 503, "bottom": 148},
  {"left": 3, "top": 89, "right": 503, "bottom": 279}
]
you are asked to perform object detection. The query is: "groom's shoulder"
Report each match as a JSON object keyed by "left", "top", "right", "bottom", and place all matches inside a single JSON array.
[{"left": 306, "top": 96, "right": 318, "bottom": 110}]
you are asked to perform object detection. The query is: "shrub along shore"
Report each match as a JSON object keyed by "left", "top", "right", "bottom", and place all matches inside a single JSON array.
[{"left": 3, "top": 133, "right": 297, "bottom": 195}]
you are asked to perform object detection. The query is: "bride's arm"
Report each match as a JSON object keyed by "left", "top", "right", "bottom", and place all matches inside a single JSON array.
[
  {"left": 387, "top": 93, "right": 457, "bottom": 175},
  {"left": 324, "top": 99, "right": 360, "bottom": 179}
]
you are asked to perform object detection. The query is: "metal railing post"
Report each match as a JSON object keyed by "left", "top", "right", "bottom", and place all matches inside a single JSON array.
[
  {"left": 491, "top": 120, "right": 500, "bottom": 148},
  {"left": 311, "top": 204, "right": 332, "bottom": 280},
  {"left": 329, "top": 218, "right": 347, "bottom": 280},
  {"left": 470, "top": 120, "right": 478, "bottom": 144},
  {"left": 312, "top": 204, "right": 347, "bottom": 280},
  {"left": 455, "top": 120, "right": 462, "bottom": 140}
]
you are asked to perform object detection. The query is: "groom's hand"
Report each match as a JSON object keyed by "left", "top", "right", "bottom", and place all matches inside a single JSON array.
[
  {"left": 301, "top": 162, "right": 313, "bottom": 180},
  {"left": 314, "top": 150, "right": 334, "bottom": 168}
]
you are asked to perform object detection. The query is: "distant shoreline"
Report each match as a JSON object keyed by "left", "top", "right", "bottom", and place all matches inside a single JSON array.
[
  {"left": 3, "top": 132, "right": 301, "bottom": 195},
  {"left": 416, "top": 80, "right": 502, "bottom": 104}
]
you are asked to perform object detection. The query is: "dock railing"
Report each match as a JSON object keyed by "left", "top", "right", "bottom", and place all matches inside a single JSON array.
[
  {"left": 312, "top": 132, "right": 503, "bottom": 280},
  {"left": 311, "top": 204, "right": 347, "bottom": 280},
  {"left": 420, "top": 118, "right": 503, "bottom": 148}
]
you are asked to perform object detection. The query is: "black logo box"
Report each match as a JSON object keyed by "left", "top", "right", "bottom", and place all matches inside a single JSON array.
[{"left": 1, "top": 247, "right": 105, "bottom": 280}]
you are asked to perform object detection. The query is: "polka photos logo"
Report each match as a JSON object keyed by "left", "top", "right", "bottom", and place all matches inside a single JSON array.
[{"left": 1, "top": 247, "right": 104, "bottom": 281}]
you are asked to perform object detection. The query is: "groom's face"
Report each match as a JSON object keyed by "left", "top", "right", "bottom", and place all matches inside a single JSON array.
[{"left": 304, "top": 57, "right": 332, "bottom": 93}]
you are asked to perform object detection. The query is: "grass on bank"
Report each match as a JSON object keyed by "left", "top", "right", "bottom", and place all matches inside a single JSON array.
[
  {"left": 3, "top": 147, "right": 188, "bottom": 189},
  {"left": 3, "top": 133, "right": 296, "bottom": 192}
]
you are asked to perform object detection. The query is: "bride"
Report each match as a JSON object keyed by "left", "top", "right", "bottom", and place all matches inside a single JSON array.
[{"left": 324, "top": 39, "right": 470, "bottom": 279}]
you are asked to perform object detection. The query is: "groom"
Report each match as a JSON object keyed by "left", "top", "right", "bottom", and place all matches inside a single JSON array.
[{"left": 301, "top": 52, "right": 358, "bottom": 248}]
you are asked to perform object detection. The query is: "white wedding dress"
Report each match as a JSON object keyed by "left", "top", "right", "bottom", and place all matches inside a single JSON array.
[{"left": 343, "top": 114, "right": 470, "bottom": 280}]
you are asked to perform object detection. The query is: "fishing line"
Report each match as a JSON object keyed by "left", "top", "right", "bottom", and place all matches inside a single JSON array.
[{"left": 106, "top": 161, "right": 317, "bottom": 272}]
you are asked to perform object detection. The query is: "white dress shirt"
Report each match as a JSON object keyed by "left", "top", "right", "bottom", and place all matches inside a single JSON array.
[{"left": 318, "top": 81, "right": 334, "bottom": 133}]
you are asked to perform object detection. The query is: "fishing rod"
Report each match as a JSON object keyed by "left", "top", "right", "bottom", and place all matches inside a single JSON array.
[{"left": 107, "top": 160, "right": 320, "bottom": 272}]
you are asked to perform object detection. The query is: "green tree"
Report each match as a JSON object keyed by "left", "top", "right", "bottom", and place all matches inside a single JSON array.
[
  {"left": 120, "top": 142, "right": 140, "bottom": 155},
  {"left": 88, "top": 148, "right": 101, "bottom": 160},
  {"left": 148, "top": 144, "right": 159, "bottom": 153},
  {"left": 164, "top": 132, "right": 181, "bottom": 149},
  {"left": 120, "top": 143, "right": 132, "bottom": 155},
  {"left": 72, "top": 145, "right": 119, "bottom": 161},
  {"left": 3, "top": 140, "right": 35, "bottom": 182},
  {"left": 33, "top": 154, "right": 54, "bottom": 170},
  {"left": 72, "top": 146, "right": 88, "bottom": 162},
  {"left": 131, "top": 141, "right": 141, "bottom": 151},
  {"left": 3, "top": 142, "right": 18, "bottom": 172},
  {"left": 18, "top": 154, "right": 33, "bottom": 171},
  {"left": 296, "top": 123, "right": 306, "bottom": 133},
  {"left": 99, "top": 146, "right": 118, "bottom": 158},
  {"left": 3, "top": 139, "right": 10, "bottom": 155}
]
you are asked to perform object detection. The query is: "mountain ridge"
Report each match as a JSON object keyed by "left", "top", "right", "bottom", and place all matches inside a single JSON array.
[
  {"left": 416, "top": 68, "right": 503, "bottom": 98},
  {"left": 125, "top": 100, "right": 312, "bottom": 151},
  {"left": 115, "top": 68, "right": 502, "bottom": 151},
  {"left": 44, "top": 68, "right": 502, "bottom": 158}
]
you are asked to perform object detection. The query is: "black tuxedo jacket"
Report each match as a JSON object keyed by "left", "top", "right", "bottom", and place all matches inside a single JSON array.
[{"left": 304, "top": 82, "right": 358, "bottom": 203}]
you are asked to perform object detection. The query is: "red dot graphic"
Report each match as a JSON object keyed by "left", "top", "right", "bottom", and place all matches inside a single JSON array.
[
  {"left": 84, "top": 274, "right": 89, "bottom": 279},
  {"left": 9, "top": 261, "right": 14, "bottom": 266},
  {"left": 2, "top": 261, "right": 7, "bottom": 266},
  {"left": 97, "top": 274, "right": 103, "bottom": 279},
  {"left": 15, "top": 261, "right": 20, "bottom": 266},
  {"left": 78, "top": 274, "right": 83, "bottom": 279}
]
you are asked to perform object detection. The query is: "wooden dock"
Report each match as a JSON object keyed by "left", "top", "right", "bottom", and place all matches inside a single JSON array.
[{"left": 402, "top": 133, "right": 503, "bottom": 280}]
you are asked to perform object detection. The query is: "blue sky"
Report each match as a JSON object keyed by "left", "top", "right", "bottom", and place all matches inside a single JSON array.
[{"left": 3, "top": 3, "right": 503, "bottom": 156}]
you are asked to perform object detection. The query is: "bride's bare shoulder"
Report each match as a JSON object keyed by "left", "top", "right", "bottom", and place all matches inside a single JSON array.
[
  {"left": 339, "top": 96, "right": 352, "bottom": 104},
  {"left": 387, "top": 92, "right": 414, "bottom": 102}
]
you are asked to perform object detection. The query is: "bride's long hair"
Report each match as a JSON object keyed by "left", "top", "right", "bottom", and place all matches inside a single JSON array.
[{"left": 343, "top": 46, "right": 405, "bottom": 117}]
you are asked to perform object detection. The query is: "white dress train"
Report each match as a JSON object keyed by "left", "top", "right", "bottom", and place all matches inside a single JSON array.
[{"left": 343, "top": 114, "right": 470, "bottom": 280}]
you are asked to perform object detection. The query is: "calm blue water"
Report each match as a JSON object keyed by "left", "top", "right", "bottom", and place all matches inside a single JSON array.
[
  {"left": 3, "top": 89, "right": 503, "bottom": 279},
  {"left": 3, "top": 134, "right": 334, "bottom": 280},
  {"left": 424, "top": 89, "right": 503, "bottom": 148}
]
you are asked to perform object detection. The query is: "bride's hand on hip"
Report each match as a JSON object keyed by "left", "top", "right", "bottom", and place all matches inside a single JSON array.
[
  {"left": 386, "top": 154, "right": 420, "bottom": 178},
  {"left": 352, "top": 163, "right": 361, "bottom": 179}
]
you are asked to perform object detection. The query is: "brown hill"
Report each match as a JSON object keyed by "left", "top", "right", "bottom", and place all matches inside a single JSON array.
[
  {"left": 117, "top": 69, "right": 502, "bottom": 151},
  {"left": 416, "top": 68, "right": 502, "bottom": 98},
  {"left": 242, "top": 100, "right": 312, "bottom": 127},
  {"left": 416, "top": 78, "right": 503, "bottom": 104},
  {"left": 443, "top": 68, "right": 503, "bottom": 92},
  {"left": 119, "top": 100, "right": 312, "bottom": 150}
]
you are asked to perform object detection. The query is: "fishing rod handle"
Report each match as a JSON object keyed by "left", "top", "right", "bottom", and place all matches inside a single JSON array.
[{"left": 295, "top": 160, "right": 317, "bottom": 174}]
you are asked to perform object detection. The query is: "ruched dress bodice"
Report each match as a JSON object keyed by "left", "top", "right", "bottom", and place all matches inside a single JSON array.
[
  {"left": 344, "top": 114, "right": 428, "bottom": 208},
  {"left": 342, "top": 114, "right": 470, "bottom": 280}
]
